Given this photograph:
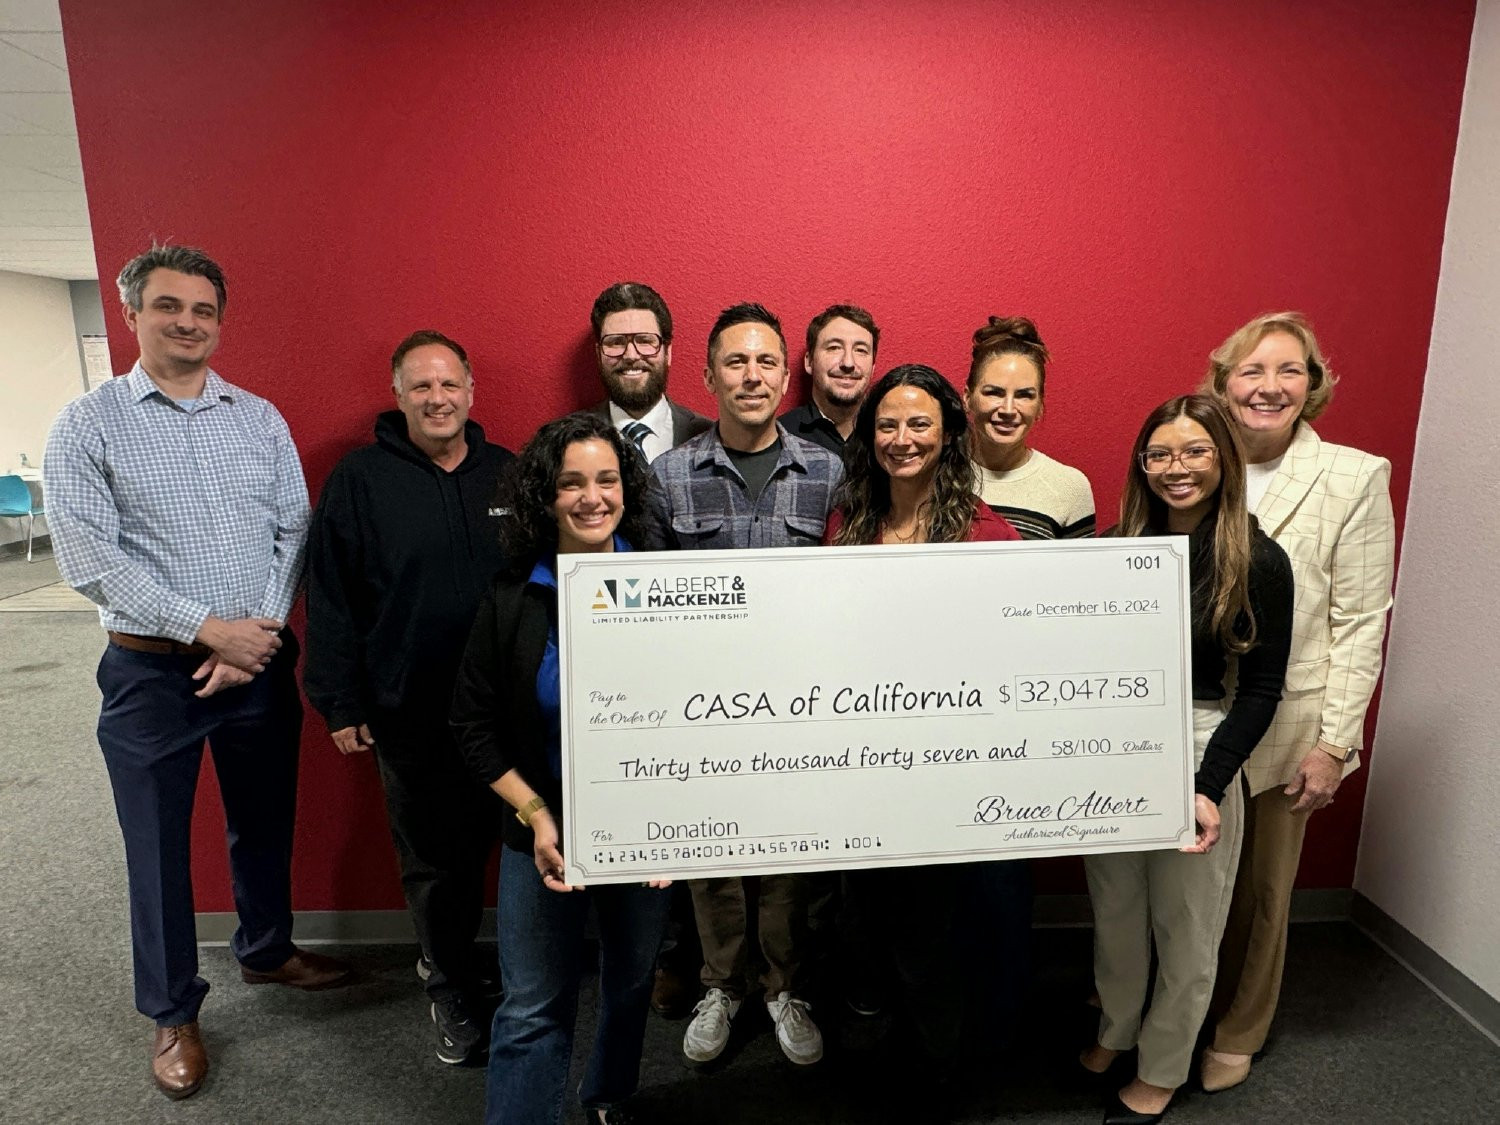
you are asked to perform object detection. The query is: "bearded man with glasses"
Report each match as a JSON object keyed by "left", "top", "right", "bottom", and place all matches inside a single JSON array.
[{"left": 587, "top": 281, "right": 712, "bottom": 465}]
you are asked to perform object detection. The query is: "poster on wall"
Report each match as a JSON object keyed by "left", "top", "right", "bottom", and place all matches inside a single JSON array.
[{"left": 81, "top": 334, "right": 112, "bottom": 392}]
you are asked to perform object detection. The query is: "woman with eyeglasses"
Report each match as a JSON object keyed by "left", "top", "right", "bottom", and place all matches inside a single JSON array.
[
  {"left": 965, "top": 315, "right": 1095, "bottom": 539},
  {"left": 1080, "top": 395, "right": 1293, "bottom": 1125},
  {"left": 823, "top": 364, "right": 1018, "bottom": 1111},
  {"left": 1197, "top": 314, "right": 1395, "bottom": 1093},
  {"left": 451, "top": 413, "right": 671, "bottom": 1125}
]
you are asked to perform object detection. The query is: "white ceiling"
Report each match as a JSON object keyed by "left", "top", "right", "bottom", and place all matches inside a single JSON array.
[{"left": 0, "top": 0, "right": 94, "bottom": 280}]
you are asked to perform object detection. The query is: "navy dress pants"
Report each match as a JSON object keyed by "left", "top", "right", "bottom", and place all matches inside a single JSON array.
[{"left": 95, "top": 635, "right": 302, "bottom": 1026}]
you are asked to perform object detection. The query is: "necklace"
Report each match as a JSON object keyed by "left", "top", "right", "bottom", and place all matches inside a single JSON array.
[{"left": 883, "top": 517, "right": 926, "bottom": 544}]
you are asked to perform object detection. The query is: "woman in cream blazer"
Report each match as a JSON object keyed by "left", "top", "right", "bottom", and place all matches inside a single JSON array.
[{"left": 1198, "top": 312, "right": 1395, "bottom": 1092}]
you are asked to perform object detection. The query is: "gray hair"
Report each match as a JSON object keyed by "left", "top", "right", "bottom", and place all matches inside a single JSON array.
[{"left": 116, "top": 243, "right": 228, "bottom": 315}]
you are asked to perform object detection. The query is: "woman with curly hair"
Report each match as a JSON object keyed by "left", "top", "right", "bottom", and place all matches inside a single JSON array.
[
  {"left": 1081, "top": 395, "right": 1293, "bottom": 1124},
  {"left": 451, "top": 412, "right": 670, "bottom": 1125},
  {"left": 823, "top": 365, "right": 1017, "bottom": 1108}
]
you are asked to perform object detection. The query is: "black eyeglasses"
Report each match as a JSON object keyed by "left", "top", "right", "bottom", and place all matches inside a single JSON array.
[
  {"left": 599, "top": 333, "right": 664, "bottom": 358},
  {"left": 1139, "top": 446, "right": 1217, "bottom": 473}
]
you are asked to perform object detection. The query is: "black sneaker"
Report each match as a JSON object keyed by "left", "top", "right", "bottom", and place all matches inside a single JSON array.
[
  {"left": 431, "top": 996, "right": 486, "bottom": 1065},
  {"left": 591, "top": 1106, "right": 637, "bottom": 1125}
]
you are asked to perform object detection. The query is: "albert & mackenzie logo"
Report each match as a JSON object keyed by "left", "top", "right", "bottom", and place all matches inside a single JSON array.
[{"left": 590, "top": 572, "right": 749, "bottom": 614}]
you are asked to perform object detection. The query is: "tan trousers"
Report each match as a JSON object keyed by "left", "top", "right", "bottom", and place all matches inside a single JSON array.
[
  {"left": 1209, "top": 782, "right": 1310, "bottom": 1054},
  {"left": 1085, "top": 705, "right": 1244, "bottom": 1089},
  {"left": 690, "top": 874, "right": 807, "bottom": 999}
]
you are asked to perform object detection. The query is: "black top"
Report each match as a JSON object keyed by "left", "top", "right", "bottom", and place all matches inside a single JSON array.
[
  {"left": 1107, "top": 512, "right": 1294, "bottom": 802},
  {"left": 304, "top": 411, "right": 514, "bottom": 730},
  {"left": 451, "top": 575, "right": 558, "bottom": 854},
  {"left": 779, "top": 402, "right": 847, "bottom": 456},
  {"left": 724, "top": 438, "right": 784, "bottom": 502},
  {"left": 1179, "top": 513, "right": 1294, "bottom": 802}
]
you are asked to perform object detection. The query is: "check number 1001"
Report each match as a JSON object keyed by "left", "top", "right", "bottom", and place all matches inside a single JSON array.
[{"left": 1014, "top": 670, "right": 1164, "bottom": 711}]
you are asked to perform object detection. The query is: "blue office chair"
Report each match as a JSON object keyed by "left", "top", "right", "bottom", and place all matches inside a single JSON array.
[{"left": 0, "top": 475, "right": 44, "bottom": 562}]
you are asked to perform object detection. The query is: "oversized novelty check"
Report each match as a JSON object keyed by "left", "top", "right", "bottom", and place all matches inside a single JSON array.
[{"left": 558, "top": 537, "right": 1195, "bottom": 885}]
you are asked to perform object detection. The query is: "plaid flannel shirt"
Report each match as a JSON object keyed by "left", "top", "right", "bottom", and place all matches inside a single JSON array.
[{"left": 649, "top": 423, "right": 843, "bottom": 550}]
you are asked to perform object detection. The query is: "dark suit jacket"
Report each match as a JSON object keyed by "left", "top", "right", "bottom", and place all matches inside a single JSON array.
[{"left": 586, "top": 398, "right": 713, "bottom": 448}]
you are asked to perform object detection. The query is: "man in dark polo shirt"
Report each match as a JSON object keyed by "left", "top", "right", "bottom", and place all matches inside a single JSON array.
[{"left": 779, "top": 303, "right": 879, "bottom": 455}]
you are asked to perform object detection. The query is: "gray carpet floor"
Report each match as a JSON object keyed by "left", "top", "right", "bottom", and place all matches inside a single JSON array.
[{"left": 1, "top": 546, "right": 1497, "bottom": 1123}]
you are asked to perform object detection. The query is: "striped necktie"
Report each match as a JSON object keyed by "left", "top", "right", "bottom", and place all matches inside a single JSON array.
[{"left": 622, "top": 420, "right": 653, "bottom": 452}]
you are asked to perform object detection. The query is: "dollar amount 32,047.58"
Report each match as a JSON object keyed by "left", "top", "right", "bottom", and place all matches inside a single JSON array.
[{"left": 1014, "top": 670, "right": 1165, "bottom": 711}]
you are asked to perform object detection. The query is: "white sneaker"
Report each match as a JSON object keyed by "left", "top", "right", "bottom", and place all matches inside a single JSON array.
[
  {"left": 766, "top": 991, "right": 823, "bottom": 1065},
  {"left": 683, "top": 987, "right": 740, "bottom": 1063}
]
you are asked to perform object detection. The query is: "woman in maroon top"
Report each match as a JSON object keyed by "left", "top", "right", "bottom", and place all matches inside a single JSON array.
[
  {"left": 822, "top": 365, "right": 1017, "bottom": 1113},
  {"left": 823, "top": 364, "right": 1019, "bottom": 547}
]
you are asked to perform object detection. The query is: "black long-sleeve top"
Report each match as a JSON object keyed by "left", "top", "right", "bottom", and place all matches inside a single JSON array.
[
  {"left": 1180, "top": 513, "right": 1295, "bottom": 802},
  {"left": 303, "top": 412, "right": 513, "bottom": 730},
  {"left": 450, "top": 574, "right": 560, "bottom": 854}
]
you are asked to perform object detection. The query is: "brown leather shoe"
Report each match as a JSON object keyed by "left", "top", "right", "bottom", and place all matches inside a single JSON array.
[
  {"left": 650, "top": 966, "right": 694, "bottom": 1018},
  {"left": 152, "top": 1021, "right": 207, "bottom": 1099},
  {"left": 240, "top": 947, "right": 353, "bottom": 990}
]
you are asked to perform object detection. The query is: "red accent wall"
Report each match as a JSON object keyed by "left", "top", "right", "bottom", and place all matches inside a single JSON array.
[{"left": 60, "top": 0, "right": 1473, "bottom": 910}]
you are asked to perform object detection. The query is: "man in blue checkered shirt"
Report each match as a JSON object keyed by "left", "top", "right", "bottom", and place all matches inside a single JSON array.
[
  {"left": 652, "top": 303, "right": 842, "bottom": 1073},
  {"left": 43, "top": 244, "right": 351, "bottom": 1101}
]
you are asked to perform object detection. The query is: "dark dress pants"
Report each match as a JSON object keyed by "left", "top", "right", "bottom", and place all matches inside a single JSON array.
[
  {"left": 368, "top": 705, "right": 502, "bottom": 1002},
  {"left": 847, "top": 863, "right": 966, "bottom": 1074},
  {"left": 95, "top": 635, "right": 302, "bottom": 1026}
]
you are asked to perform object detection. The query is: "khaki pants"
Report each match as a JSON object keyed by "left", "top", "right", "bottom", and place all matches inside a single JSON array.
[
  {"left": 1210, "top": 782, "right": 1310, "bottom": 1054},
  {"left": 1085, "top": 704, "right": 1244, "bottom": 1089},
  {"left": 690, "top": 873, "right": 808, "bottom": 999}
]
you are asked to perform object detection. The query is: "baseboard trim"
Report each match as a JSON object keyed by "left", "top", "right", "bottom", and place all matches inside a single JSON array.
[
  {"left": 1350, "top": 891, "right": 1500, "bottom": 1046},
  {"left": 196, "top": 888, "right": 1356, "bottom": 944},
  {"left": 1030, "top": 887, "right": 1351, "bottom": 927},
  {"left": 0, "top": 533, "right": 50, "bottom": 560},
  {"left": 196, "top": 909, "right": 496, "bottom": 945}
]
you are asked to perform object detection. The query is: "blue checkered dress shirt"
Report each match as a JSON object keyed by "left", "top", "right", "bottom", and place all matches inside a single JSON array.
[
  {"left": 43, "top": 362, "right": 310, "bottom": 642},
  {"left": 649, "top": 423, "right": 843, "bottom": 550}
]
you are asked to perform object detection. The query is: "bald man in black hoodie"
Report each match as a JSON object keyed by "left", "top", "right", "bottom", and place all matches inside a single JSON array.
[{"left": 305, "top": 330, "right": 513, "bottom": 1066}]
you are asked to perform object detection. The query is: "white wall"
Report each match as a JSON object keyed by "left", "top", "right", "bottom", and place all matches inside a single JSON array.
[
  {"left": 1355, "top": 0, "right": 1500, "bottom": 1001},
  {"left": 0, "top": 269, "right": 85, "bottom": 547}
]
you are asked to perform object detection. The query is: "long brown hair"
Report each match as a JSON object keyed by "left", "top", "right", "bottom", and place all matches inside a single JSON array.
[
  {"left": 833, "top": 365, "right": 977, "bottom": 545},
  {"left": 1118, "top": 394, "right": 1258, "bottom": 653}
]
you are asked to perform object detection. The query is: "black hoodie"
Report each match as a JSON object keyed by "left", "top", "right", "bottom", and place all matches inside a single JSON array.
[{"left": 304, "top": 411, "right": 514, "bottom": 730}]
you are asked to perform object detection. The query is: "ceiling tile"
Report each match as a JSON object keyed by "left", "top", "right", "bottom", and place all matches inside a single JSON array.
[
  {"left": 0, "top": 163, "right": 76, "bottom": 190},
  {"left": 0, "top": 105, "right": 37, "bottom": 133},
  {"left": 0, "top": 132, "right": 81, "bottom": 169},
  {"left": 0, "top": 31, "right": 64, "bottom": 69},
  {"left": 0, "top": 36, "right": 65, "bottom": 91},
  {"left": 0, "top": 188, "right": 86, "bottom": 212},
  {"left": 0, "top": 91, "right": 75, "bottom": 133},
  {"left": 0, "top": 0, "right": 62, "bottom": 34},
  {"left": 0, "top": 223, "right": 88, "bottom": 239},
  {"left": 0, "top": 6, "right": 97, "bottom": 277}
]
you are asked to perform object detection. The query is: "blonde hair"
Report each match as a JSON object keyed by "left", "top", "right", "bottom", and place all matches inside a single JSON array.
[{"left": 1202, "top": 311, "right": 1336, "bottom": 423}]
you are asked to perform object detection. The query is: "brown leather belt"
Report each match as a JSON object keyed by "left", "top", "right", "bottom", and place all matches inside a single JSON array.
[{"left": 107, "top": 630, "right": 213, "bottom": 658}]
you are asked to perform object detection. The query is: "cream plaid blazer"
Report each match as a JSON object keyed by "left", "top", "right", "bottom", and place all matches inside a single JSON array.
[{"left": 1241, "top": 424, "right": 1395, "bottom": 795}]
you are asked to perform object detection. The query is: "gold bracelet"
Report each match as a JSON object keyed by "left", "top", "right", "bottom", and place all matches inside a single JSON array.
[{"left": 515, "top": 796, "right": 548, "bottom": 827}]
